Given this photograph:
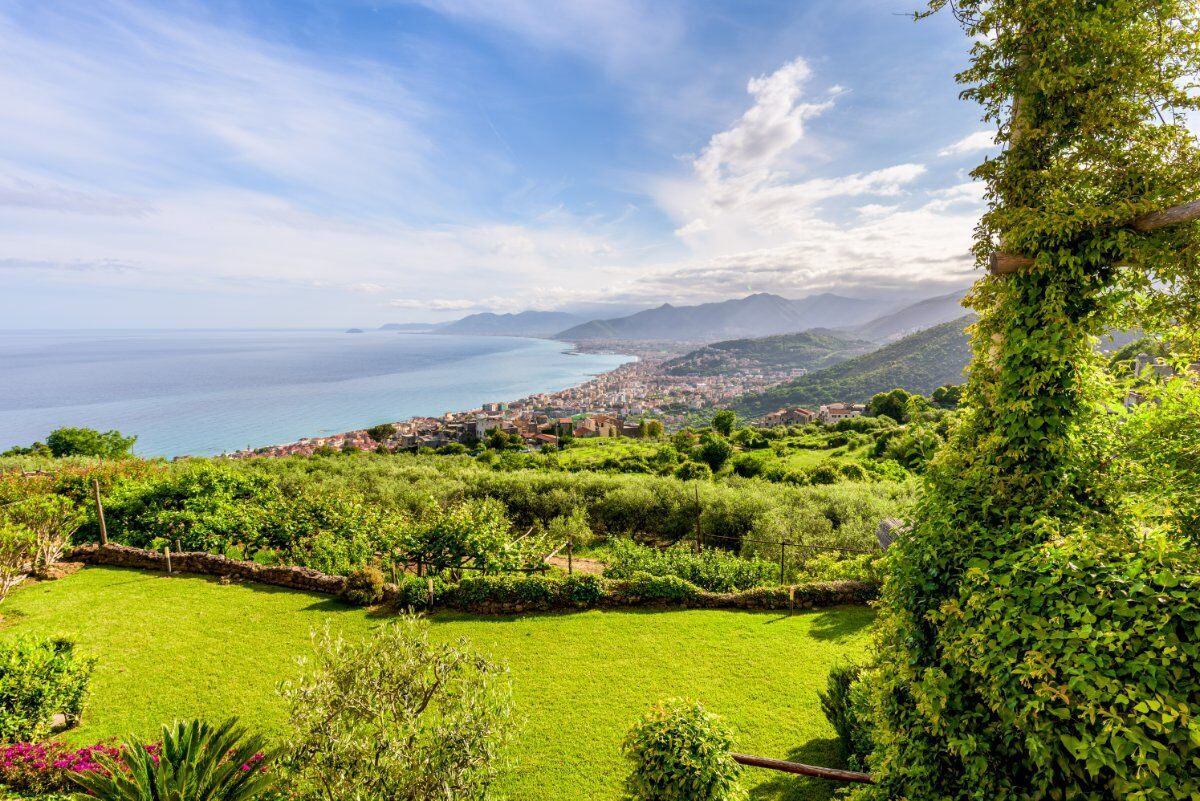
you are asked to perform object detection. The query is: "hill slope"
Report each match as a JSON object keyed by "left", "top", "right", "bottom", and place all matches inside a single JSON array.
[
  {"left": 555, "top": 293, "right": 894, "bottom": 343},
  {"left": 734, "top": 315, "right": 974, "bottom": 416},
  {"left": 846, "top": 289, "right": 969, "bottom": 342},
  {"left": 436, "top": 310, "right": 586, "bottom": 337},
  {"left": 660, "top": 329, "right": 875, "bottom": 376}
]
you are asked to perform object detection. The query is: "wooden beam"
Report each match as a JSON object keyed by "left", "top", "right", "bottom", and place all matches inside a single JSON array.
[
  {"left": 1131, "top": 198, "right": 1200, "bottom": 232},
  {"left": 988, "top": 198, "right": 1200, "bottom": 275},
  {"left": 730, "top": 753, "right": 874, "bottom": 784}
]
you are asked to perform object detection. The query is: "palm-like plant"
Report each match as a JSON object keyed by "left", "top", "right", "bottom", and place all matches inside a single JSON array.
[{"left": 70, "top": 718, "right": 277, "bottom": 801}]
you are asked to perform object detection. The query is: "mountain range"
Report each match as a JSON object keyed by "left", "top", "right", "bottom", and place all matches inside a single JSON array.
[
  {"left": 660, "top": 329, "right": 875, "bottom": 376},
  {"left": 435, "top": 311, "right": 587, "bottom": 337},
  {"left": 732, "top": 315, "right": 976, "bottom": 416},
  {"left": 841, "top": 289, "right": 968, "bottom": 342},
  {"left": 553, "top": 293, "right": 895, "bottom": 342}
]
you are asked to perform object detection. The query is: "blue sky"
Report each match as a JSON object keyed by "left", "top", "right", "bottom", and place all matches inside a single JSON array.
[{"left": 0, "top": 0, "right": 997, "bottom": 327}]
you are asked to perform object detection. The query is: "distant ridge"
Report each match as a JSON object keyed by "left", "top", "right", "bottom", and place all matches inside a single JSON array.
[
  {"left": 435, "top": 310, "right": 587, "bottom": 338},
  {"left": 844, "top": 289, "right": 970, "bottom": 342},
  {"left": 733, "top": 315, "right": 975, "bottom": 416},
  {"left": 661, "top": 329, "right": 874, "bottom": 376},
  {"left": 379, "top": 322, "right": 439, "bottom": 331},
  {"left": 555, "top": 293, "right": 895, "bottom": 343}
]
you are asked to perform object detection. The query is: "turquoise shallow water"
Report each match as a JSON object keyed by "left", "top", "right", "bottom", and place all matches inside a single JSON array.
[{"left": 0, "top": 329, "right": 631, "bottom": 458}]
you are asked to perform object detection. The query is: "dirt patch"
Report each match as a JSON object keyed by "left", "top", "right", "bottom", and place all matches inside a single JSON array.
[
  {"left": 33, "top": 561, "right": 85, "bottom": 581},
  {"left": 545, "top": 556, "right": 605, "bottom": 575}
]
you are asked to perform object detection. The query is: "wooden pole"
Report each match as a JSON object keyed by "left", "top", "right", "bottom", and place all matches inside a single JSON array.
[
  {"left": 567, "top": 540, "right": 573, "bottom": 575},
  {"left": 779, "top": 541, "right": 786, "bottom": 586},
  {"left": 989, "top": 198, "right": 1200, "bottom": 274},
  {"left": 731, "top": 753, "right": 873, "bottom": 784},
  {"left": 91, "top": 479, "right": 108, "bottom": 546},
  {"left": 164, "top": 547, "right": 172, "bottom": 574},
  {"left": 174, "top": 539, "right": 182, "bottom": 554},
  {"left": 694, "top": 484, "right": 702, "bottom": 553},
  {"left": 426, "top": 577, "right": 434, "bottom": 612}
]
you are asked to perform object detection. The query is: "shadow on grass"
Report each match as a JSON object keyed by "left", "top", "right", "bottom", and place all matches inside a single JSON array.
[
  {"left": 807, "top": 607, "right": 873, "bottom": 642},
  {"left": 746, "top": 737, "right": 849, "bottom": 801}
]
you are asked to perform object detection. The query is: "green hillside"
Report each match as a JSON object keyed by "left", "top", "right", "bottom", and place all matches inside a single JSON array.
[
  {"left": 734, "top": 315, "right": 974, "bottom": 416},
  {"left": 660, "top": 329, "right": 874, "bottom": 376}
]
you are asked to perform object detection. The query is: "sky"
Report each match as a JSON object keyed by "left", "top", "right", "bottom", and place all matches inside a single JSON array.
[{"left": 0, "top": 0, "right": 998, "bottom": 328}]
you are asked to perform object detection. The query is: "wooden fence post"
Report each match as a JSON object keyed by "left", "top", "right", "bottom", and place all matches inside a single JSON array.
[
  {"left": 779, "top": 541, "right": 786, "bottom": 586},
  {"left": 164, "top": 547, "right": 172, "bottom": 574},
  {"left": 91, "top": 478, "right": 108, "bottom": 546},
  {"left": 426, "top": 577, "right": 434, "bottom": 612},
  {"left": 174, "top": 539, "right": 182, "bottom": 554},
  {"left": 567, "top": 539, "right": 573, "bottom": 575}
]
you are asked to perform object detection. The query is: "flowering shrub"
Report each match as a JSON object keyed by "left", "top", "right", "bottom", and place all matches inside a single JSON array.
[{"left": 0, "top": 740, "right": 123, "bottom": 793}]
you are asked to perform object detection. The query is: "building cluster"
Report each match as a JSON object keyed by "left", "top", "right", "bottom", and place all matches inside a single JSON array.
[
  {"left": 229, "top": 349, "right": 872, "bottom": 459},
  {"left": 758, "top": 402, "right": 867, "bottom": 427}
]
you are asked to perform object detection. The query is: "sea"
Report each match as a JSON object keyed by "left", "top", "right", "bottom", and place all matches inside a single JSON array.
[{"left": 0, "top": 329, "right": 632, "bottom": 459}]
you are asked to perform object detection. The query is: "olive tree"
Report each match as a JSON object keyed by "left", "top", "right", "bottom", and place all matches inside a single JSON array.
[{"left": 280, "top": 616, "right": 513, "bottom": 801}]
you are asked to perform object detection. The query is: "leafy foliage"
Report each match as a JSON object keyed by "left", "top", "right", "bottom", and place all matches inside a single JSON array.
[
  {"left": 341, "top": 566, "right": 384, "bottom": 606},
  {"left": 818, "top": 663, "right": 873, "bottom": 770},
  {"left": 280, "top": 617, "right": 513, "bottom": 801},
  {"left": 602, "top": 540, "right": 775, "bottom": 592},
  {"left": 861, "top": 2, "right": 1200, "bottom": 799},
  {"left": 44, "top": 428, "right": 136, "bottom": 459},
  {"left": 69, "top": 718, "right": 276, "bottom": 801},
  {"left": 0, "top": 635, "right": 94, "bottom": 741},
  {"left": 623, "top": 699, "right": 744, "bottom": 801}
]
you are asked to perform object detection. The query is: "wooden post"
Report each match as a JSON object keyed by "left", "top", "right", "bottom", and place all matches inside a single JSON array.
[
  {"left": 694, "top": 484, "right": 702, "bottom": 553},
  {"left": 731, "top": 752, "right": 873, "bottom": 784},
  {"left": 390, "top": 561, "right": 398, "bottom": 584},
  {"left": 567, "top": 539, "right": 573, "bottom": 575},
  {"left": 426, "top": 577, "right": 434, "bottom": 612},
  {"left": 779, "top": 541, "right": 786, "bottom": 586},
  {"left": 789, "top": 585, "right": 795, "bottom": 616},
  {"left": 174, "top": 538, "right": 182, "bottom": 554},
  {"left": 91, "top": 479, "right": 108, "bottom": 546},
  {"left": 164, "top": 547, "right": 172, "bottom": 574}
]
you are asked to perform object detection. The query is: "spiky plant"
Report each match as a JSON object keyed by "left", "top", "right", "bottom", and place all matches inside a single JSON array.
[{"left": 70, "top": 718, "right": 277, "bottom": 801}]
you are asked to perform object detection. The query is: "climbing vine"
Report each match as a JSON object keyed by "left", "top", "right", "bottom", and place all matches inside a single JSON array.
[{"left": 860, "top": 2, "right": 1200, "bottom": 798}]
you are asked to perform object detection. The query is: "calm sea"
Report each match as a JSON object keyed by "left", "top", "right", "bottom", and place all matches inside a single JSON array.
[{"left": 0, "top": 330, "right": 632, "bottom": 458}]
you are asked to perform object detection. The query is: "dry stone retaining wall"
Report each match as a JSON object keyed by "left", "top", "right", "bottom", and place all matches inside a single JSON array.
[{"left": 68, "top": 543, "right": 877, "bottom": 614}]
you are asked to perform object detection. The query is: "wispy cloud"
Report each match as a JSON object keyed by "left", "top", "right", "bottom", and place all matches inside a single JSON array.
[{"left": 937, "top": 130, "right": 997, "bottom": 157}]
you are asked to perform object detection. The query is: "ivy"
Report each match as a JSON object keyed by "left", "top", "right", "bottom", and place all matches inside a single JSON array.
[{"left": 861, "top": 2, "right": 1200, "bottom": 799}]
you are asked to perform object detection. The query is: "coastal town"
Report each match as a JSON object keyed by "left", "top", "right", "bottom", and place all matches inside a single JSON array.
[{"left": 229, "top": 349, "right": 864, "bottom": 458}]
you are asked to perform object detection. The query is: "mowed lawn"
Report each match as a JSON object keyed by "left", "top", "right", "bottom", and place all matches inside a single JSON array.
[{"left": 1, "top": 567, "right": 873, "bottom": 801}]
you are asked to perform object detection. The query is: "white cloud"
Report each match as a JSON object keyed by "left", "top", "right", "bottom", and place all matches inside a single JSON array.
[{"left": 937, "top": 130, "right": 997, "bottom": 157}]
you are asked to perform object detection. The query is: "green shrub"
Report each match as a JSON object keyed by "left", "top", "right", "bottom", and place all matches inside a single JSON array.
[
  {"left": 623, "top": 699, "right": 744, "bottom": 801},
  {"left": 71, "top": 718, "right": 276, "bottom": 801},
  {"left": 0, "top": 636, "right": 95, "bottom": 741},
  {"left": 603, "top": 539, "right": 774, "bottom": 592},
  {"left": 818, "top": 663, "right": 873, "bottom": 769},
  {"left": 673, "top": 461, "right": 712, "bottom": 481},
  {"left": 621, "top": 571, "right": 700, "bottom": 603},
  {"left": 281, "top": 617, "right": 513, "bottom": 801},
  {"left": 561, "top": 573, "right": 604, "bottom": 605},
  {"left": 342, "top": 566, "right": 385, "bottom": 606}
]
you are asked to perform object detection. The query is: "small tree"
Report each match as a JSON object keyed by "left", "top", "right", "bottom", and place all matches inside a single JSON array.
[
  {"left": 695, "top": 433, "right": 734, "bottom": 473},
  {"left": 4, "top": 495, "right": 81, "bottom": 573},
  {"left": 44, "top": 428, "right": 136, "bottom": 459},
  {"left": 623, "top": 699, "right": 744, "bottom": 801},
  {"left": 280, "top": 617, "right": 513, "bottom": 801},
  {"left": 866, "top": 388, "right": 912, "bottom": 422},
  {"left": 0, "top": 522, "right": 35, "bottom": 608},
  {"left": 710, "top": 410, "right": 737, "bottom": 437},
  {"left": 366, "top": 423, "right": 397, "bottom": 444}
]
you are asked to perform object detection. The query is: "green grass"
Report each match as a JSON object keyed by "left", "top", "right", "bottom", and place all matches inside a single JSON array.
[{"left": 1, "top": 567, "right": 873, "bottom": 801}]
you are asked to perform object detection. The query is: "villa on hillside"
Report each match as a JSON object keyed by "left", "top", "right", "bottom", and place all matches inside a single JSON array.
[
  {"left": 761, "top": 407, "right": 815, "bottom": 426},
  {"left": 817, "top": 403, "right": 866, "bottom": 424}
]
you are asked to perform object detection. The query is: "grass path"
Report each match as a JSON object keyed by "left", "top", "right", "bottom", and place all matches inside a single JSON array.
[{"left": 2, "top": 567, "right": 873, "bottom": 800}]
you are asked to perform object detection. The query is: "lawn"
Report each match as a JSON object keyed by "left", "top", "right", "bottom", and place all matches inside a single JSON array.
[{"left": 1, "top": 567, "right": 874, "bottom": 801}]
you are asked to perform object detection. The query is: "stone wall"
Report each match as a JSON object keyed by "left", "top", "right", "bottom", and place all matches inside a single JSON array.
[
  {"left": 68, "top": 543, "right": 347, "bottom": 596},
  {"left": 68, "top": 543, "right": 877, "bottom": 615}
]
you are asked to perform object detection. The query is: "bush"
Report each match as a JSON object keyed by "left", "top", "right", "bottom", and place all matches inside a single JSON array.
[
  {"left": 673, "top": 461, "right": 712, "bottom": 481},
  {"left": 0, "top": 636, "right": 95, "bottom": 741},
  {"left": 342, "top": 566, "right": 385, "bottom": 606},
  {"left": 561, "top": 573, "right": 604, "bottom": 605},
  {"left": 620, "top": 571, "right": 700, "bottom": 603},
  {"left": 603, "top": 539, "right": 775, "bottom": 592},
  {"left": 71, "top": 719, "right": 276, "bottom": 801},
  {"left": 818, "top": 663, "right": 873, "bottom": 769},
  {"left": 281, "top": 617, "right": 513, "bottom": 801},
  {"left": 623, "top": 699, "right": 744, "bottom": 801},
  {"left": 0, "top": 741, "right": 123, "bottom": 795}
]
